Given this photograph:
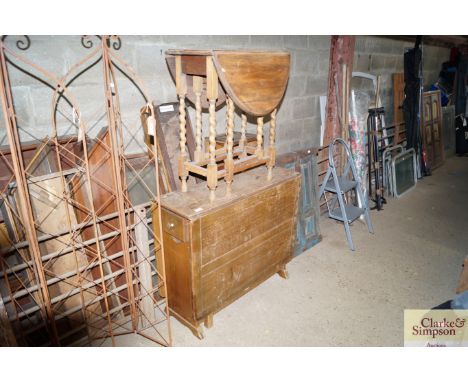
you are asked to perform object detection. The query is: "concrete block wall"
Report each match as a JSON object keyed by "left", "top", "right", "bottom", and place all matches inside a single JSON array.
[
  {"left": 0, "top": 35, "right": 330, "bottom": 154},
  {"left": 0, "top": 35, "right": 450, "bottom": 155},
  {"left": 354, "top": 36, "right": 450, "bottom": 124}
]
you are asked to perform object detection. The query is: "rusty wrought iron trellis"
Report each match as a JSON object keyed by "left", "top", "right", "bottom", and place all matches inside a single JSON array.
[{"left": 0, "top": 35, "right": 172, "bottom": 346}]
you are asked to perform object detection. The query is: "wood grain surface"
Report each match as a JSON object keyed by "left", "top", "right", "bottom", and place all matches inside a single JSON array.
[
  {"left": 160, "top": 166, "right": 300, "bottom": 334},
  {"left": 213, "top": 51, "right": 290, "bottom": 116}
]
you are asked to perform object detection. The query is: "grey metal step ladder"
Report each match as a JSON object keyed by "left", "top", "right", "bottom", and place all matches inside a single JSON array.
[{"left": 319, "top": 138, "right": 374, "bottom": 251}]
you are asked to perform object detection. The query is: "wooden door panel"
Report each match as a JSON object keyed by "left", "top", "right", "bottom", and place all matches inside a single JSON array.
[
  {"left": 276, "top": 148, "right": 321, "bottom": 256},
  {"left": 392, "top": 73, "right": 405, "bottom": 125},
  {"left": 422, "top": 91, "right": 445, "bottom": 169}
]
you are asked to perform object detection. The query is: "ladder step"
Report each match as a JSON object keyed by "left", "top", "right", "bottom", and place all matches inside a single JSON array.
[
  {"left": 325, "top": 176, "right": 358, "bottom": 193},
  {"left": 329, "top": 204, "right": 365, "bottom": 223}
]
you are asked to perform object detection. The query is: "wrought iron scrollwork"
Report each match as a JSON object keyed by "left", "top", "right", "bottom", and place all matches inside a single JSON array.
[
  {"left": 81, "top": 35, "right": 100, "bottom": 49},
  {"left": 81, "top": 35, "right": 121, "bottom": 51},
  {"left": 1, "top": 35, "right": 31, "bottom": 50},
  {"left": 108, "top": 35, "right": 121, "bottom": 50}
]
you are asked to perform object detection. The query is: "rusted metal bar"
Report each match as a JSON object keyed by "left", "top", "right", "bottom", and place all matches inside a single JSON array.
[
  {"left": 11, "top": 258, "right": 156, "bottom": 320},
  {"left": 0, "top": 202, "right": 151, "bottom": 256},
  {"left": 100, "top": 36, "right": 138, "bottom": 331},
  {"left": 145, "top": 102, "right": 172, "bottom": 344},
  {"left": 0, "top": 36, "right": 60, "bottom": 345},
  {"left": 2, "top": 239, "right": 155, "bottom": 304},
  {"left": 0, "top": 215, "right": 153, "bottom": 278}
]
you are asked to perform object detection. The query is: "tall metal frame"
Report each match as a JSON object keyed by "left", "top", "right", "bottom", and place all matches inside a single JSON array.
[{"left": 0, "top": 35, "right": 172, "bottom": 346}]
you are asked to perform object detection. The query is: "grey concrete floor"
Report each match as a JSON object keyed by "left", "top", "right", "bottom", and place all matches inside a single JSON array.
[{"left": 111, "top": 156, "right": 468, "bottom": 347}]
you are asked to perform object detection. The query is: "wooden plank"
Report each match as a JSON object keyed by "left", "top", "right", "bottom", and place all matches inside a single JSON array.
[
  {"left": 393, "top": 73, "right": 405, "bottom": 126},
  {"left": 140, "top": 105, "right": 176, "bottom": 193},
  {"left": 193, "top": 146, "right": 243, "bottom": 166},
  {"left": 212, "top": 132, "right": 257, "bottom": 150},
  {"left": 166, "top": 49, "right": 212, "bottom": 56},
  {"left": 185, "top": 162, "right": 208, "bottom": 177},
  {"left": 232, "top": 156, "right": 268, "bottom": 174},
  {"left": 153, "top": 102, "right": 198, "bottom": 190}
]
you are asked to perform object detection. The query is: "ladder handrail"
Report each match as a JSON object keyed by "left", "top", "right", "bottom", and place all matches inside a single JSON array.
[
  {"left": 328, "top": 138, "right": 360, "bottom": 181},
  {"left": 328, "top": 138, "right": 352, "bottom": 167}
]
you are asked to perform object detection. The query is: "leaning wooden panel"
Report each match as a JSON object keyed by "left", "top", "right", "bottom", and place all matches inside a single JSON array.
[
  {"left": 277, "top": 148, "right": 322, "bottom": 256},
  {"left": 295, "top": 148, "right": 322, "bottom": 252},
  {"left": 160, "top": 166, "right": 300, "bottom": 338},
  {"left": 392, "top": 73, "right": 405, "bottom": 126},
  {"left": 155, "top": 102, "right": 198, "bottom": 189},
  {"left": 422, "top": 90, "right": 445, "bottom": 170},
  {"left": 392, "top": 73, "right": 406, "bottom": 145}
]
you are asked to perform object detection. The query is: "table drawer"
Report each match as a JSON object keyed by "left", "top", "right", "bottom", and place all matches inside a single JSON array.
[{"left": 161, "top": 208, "right": 188, "bottom": 242}]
